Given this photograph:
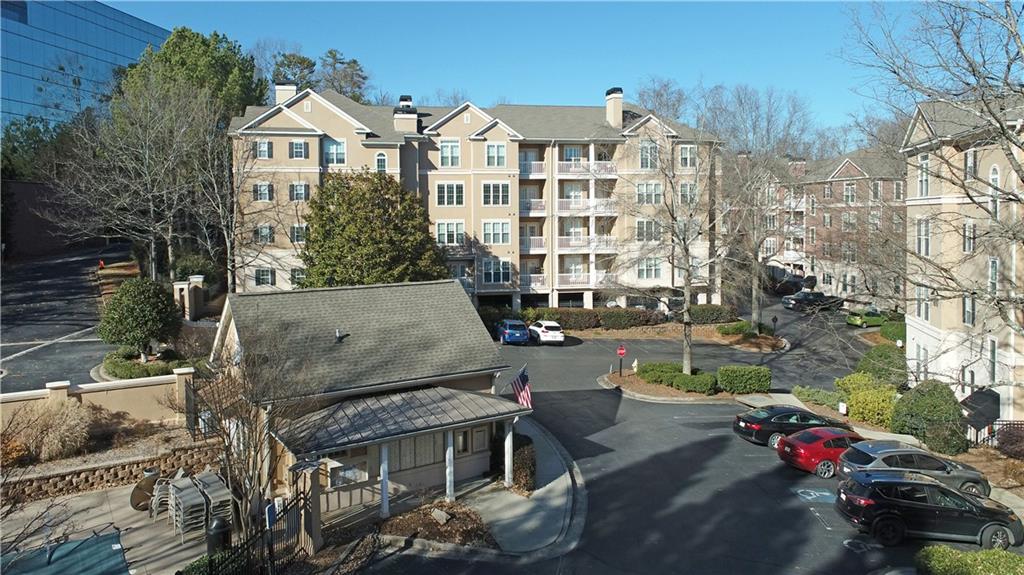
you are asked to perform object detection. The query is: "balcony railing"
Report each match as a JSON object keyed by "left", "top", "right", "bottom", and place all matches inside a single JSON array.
[
  {"left": 557, "top": 161, "right": 616, "bottom": 175},
  {"left": 592, "top": 235, "right": 617, "bottom": 251},
  {"left": 520, "top": 236, "right": 546, "bottom": 251},
  {"left": 520, "top": 199, "right": 546, "bottom": 214},
  {"left": 556, "top": 197, "right": 619, "bottom": 214},
  {"left": 556, "top": 198, "right": 590, "bottom": 213},
  {"left": 556, "top": 272, "right": 617, "bottom": 288},
  {"left": 456, "top": 277, "right": 474, "bottom": 290},
  {"left": 520, "top": 274, "right": 547, "bottom": 288},
  {"left": 557, "top": 236, "right": 590, "bottom": 250},
  {"left": 593, "top": 198, "right": 617, "bottom": 214},
  {"left": 519, "top": 161, "right": 546, "bottom": 177}
]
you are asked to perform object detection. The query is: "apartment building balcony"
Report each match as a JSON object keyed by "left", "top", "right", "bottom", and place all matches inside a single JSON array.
[
  {"left": 519, "top": 273, "right": 548, "bottom": 292},
  {"left": 784, "top": 224, "right": 805, "bottom": 237},
  {"left": 519, "top": 161, "right": 546, "bottom": 179},
  {"left": 520, "top": 236, "right": 546, "bottom": 254},
  {"left": 779, "top": 249, "right": 804, "bottom": 262},
  {"left": 592, "top": 198, "right": 617, "bottom": 214},
  {"left": 556, "top": 271, "right": 617, "bottom": 288},
  {"left": 783, "top": 198, "right": 806, "bottom": 211},
  {"left": 557, "top": 236, "right": 591, "bottom": 253},
  {"left": 519, "top": 199, "right": 546, "bottom": 215},
  {"left": 556, "top": 161, "right": 616, "bottom": 177},
  {"left": 556, "top": 198, "right": 617, "bottom": 215},
  {"left": 592, "top": 235, "right": 618, "bottom": 252},
  {"left": 457, "top": 276, "right": 474, "bottom": 292},
  {"left": 440, "top": 243, "right": 474, "bottom": 259},
  {"left": 556, "top": 198, "right": 590, "bottom": 214}
]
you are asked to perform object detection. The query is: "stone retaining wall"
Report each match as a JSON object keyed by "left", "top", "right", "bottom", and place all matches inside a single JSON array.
[{"left": 6, "top": 442, "right": 222, "bottom": 502}]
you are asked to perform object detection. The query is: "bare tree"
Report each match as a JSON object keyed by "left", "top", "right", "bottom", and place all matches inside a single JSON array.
[
  {"left": 248, "top": 38, "right": 302, "bottom": 100},
  {"left": 636, "top": 76, "right": 687, "bottom": 121},
  {"left": 849, "top": 0, "right": 1024, "bottom": 388},
  {"left": 421, "top": 88, "right": 470, "bottom": 107}
]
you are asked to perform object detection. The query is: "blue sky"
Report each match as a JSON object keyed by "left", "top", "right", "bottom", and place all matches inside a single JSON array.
[{"left": 109, "top": 1, "right": 908, "bottom": 127}]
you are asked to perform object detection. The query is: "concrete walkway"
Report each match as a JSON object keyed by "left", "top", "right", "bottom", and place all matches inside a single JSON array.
[{"left": 462, "top": 416, "right": 572, "bottom": 554}]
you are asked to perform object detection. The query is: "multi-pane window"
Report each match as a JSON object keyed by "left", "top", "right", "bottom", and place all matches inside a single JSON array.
[
  {"left": 485, "top": 143, "right": 507, "bottom": 167},
  {"left": 563, "top": 146, "right": 582, "bottom": 161},
  {"left": 843, "top": 182, "right": 856, "bottom": 203},
  {"left": 636, "top": 220, "right": 658, "bottom": 242},
  {"left": 254, "top": 225, "right": 273, "bottom": 244},
  {"left": 637, "top": 257, "right": 661, "bottom": 279},
  {"left": 289, "top": 140, "right": 308, "bottom": 159},
  {"left": 762, "top": 237, "right": 778, "bottom": 257},
  {"left": 482, "top": 258, "right": 511, "bottom": 283},
  {"left": 842, "top": 242, "right": 856, "bottom": 264},
  {"left": 810, "top": 196, "right": 816, "bottom": 215},
  {"left": 989, "top": 257, "right": 999, "bottom": 295},
  {"left": 916, "top": 286, "right": 931, "bottom": 321},
  {"left": 640, "top": 140, "right": 658, "bottom": 169},
  {"left": 290, "top": 268, "right": 306, "bottom": 286},
  {"left": 256, "top": 140, "right": 272, "bottom": 159},
  {"left": 636, "top": 182, "right": 662, "bottom": 205},
  {"left": 989, "top": 165, "right": 1000, "bottom": 219},
  {"left": 375, "top": 152, "right": 387, "bottom": 173},
  {"left": 255, "top": 268, "right": 275, "bottom": 286},
  {"left": 916, "top": 218, "right": 931, "bottom": 256},
  {"left": 764, "top": 214, "right": 777, "bottom": 229},
  {"left": 871, "top": 181, "right": 881, "bottom": 201},
  {"left": 962, "top": 219, "right": 976, "bottom": 253},
  {"left": 894, "top": 181, "right": 904, "bottom": 201},
  {"left": 822, "top": 273, "right": 833, "bottom": 286},
  {"left": 869, "top": 211, "right": 880, "bottom": 231},
  {"left": 482, "top": 183, "right": 510, "bottom": 206},
  {"left": 964, "top": 148, "right": 977, "bottom": 180},
  {"left": 253, "top": 182, "right": 272, "bottom": 202},
  {"left": 679, "top": 145, "right": 697, "bottom": 168},
  {"left": 289, "top": 224, "right": 307, "bottom": 244},
  {"left": 822, "top": 242, "right": 833, "bottom": 257},
  {"left": 435, "top": 221, "right": 465, "bottom": 245},
  {"left": 808, "top": 227, "right": 816, "bottom": 245},
  {"left": 917, "top": 154, "right": 930, "bottom": 197},
  {"left": 436, "top": 183, "right": 464, "bottom": 206},
  {"left": 289, "top": 182, "right": 309, "bottom": 201},
  {"left": 989, "top": 339, "right": 998, "bottom": 385},
  {"left": 483, "top": 221, "right": 510, "bottom": 244},
  {"left": 823, "top": 184, "right": 833, "bottom": 199},
  {"left": 962, "top": 295, "right": 976, "bottom": 326},
  {"left": 678, "top": 183, "right": 697, "bottom": 205},
  {"left": 823, "top": 213, "right": 832, "bottom": 228},
  {"left": 440, "top": 139, "right": 461, "bottom": 167},
  {"left": 842, "top": 212, "right": 857, "bottom": 232},
  {"left": 323, "top": 138, "right": 346, "bottom": 164}
]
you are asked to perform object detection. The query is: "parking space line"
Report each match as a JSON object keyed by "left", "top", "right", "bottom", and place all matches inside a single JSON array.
[
  {"left": 1, "top": 326, "right": 97, "bottom": 361},
  {"left": 808, "top": 507, "right": 833, "bottom": 531}
]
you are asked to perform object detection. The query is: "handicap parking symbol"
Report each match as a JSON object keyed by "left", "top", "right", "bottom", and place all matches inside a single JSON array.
[{"left": 791, "top": 487, "right": 836, "bottom": 504}]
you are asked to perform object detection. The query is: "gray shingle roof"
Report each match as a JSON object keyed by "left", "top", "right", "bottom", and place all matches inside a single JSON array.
[
  {"left": 228, "top": 105, "right": 270, "bottom": 133},
  {"left": 802, "top": 147, "right": 905, "bottom": 182},
  {"left": 276, "top": 385, "right": 531, "bottom": 456},
  {"left": 226, "top": 280, "right": 508, "bottom": 400},
  {"left": 911, "top": 97, "right": 1024, "bottom": 144}
]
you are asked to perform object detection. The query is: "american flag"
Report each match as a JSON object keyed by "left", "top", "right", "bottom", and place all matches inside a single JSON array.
[{"left": 510, "top": 366, "right": 532, "bottom": 408}]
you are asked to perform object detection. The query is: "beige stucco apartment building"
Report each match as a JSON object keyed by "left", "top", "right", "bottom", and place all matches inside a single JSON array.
[
  {"left": 900, "top": 100, "right": 1023, "bottom": 425},
  {"left": 228, "top": 85, "right": 721, "bottom": 309}
]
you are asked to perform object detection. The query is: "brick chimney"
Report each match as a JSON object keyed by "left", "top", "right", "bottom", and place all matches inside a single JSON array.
[
  {"left": 606, "top": 87, "right": 623, "bottom": 129},
  {"left": 275, "top": 83, "right": 297, "bottom": 105},
  {"left": 393, "top": 95, "right": 417, "bottom": 132}
]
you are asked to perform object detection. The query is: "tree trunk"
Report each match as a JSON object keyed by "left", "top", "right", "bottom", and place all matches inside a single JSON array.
[
  {"left": 682, "top": 275, "right": 693, "bottom": 375},
  {"left": 166, "top": 224, "right": 175, "bottom": 279},
  {"left": 225, "top": 230, "right": 236, "bottom": 293},
  {"left": 149, "top": 237, "right": 158, "bottom": 281},
  {"left": 750, "top": 258, "right": 762, "bottom": 336}
]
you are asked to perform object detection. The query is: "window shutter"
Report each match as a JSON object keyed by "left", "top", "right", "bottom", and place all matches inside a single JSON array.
[
  {"left": 252, "top": 184, "right": 259, "bottom": 201},
  {"left": 289, "top": 184, "right": 295, "bottom": 201},
  {"left": 303, "top": 142, "right": 309, "bottom": 159},
  {"left": 288, "top": 143, "right": 294, "bottom": 160},
  {"left": 267, "top": 142, "right": 273, "bottom": 158},
  {"left": 267, "top": 184, "right": 274, "bottom": 200},
  {"left": 251, "top": 141, "right": 258, "bottom": 157},
  {"left": 270, "top": 269, "right": 276, "bottom": 286},
  {"left": 252, "top": 228, "right": 260, "bottom": 243}
]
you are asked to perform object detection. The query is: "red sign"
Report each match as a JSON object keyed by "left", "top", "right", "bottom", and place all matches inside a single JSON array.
[{"left": 617, "top": 345, "right": 626, "bottom": 357}]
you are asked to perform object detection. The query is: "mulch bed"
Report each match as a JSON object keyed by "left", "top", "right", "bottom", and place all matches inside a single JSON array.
[
  {"left": 569, "top": 323, "right": 784, "bottom": 352},
  {"left": 607, "top": 371, "right": 738, "bottom": 400},
  {"left": 380, "top": 501, "right": 498, "bottom": 548},
  {"left": 859, "top": 331, "right": 890, "bottom": 346},
  {"left": 951, "top": 447, "right": 1024, "bottom": 499}
]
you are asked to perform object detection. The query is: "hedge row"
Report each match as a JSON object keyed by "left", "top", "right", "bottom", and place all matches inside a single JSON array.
[
  {"left": 716, "top": 320, "right": 775, "bottom": 337},
  {"left": 914, "top": 546, "right": 1024, "bottom": 575},
  {"left": 716, "top": 365, "right": 771, "bottom": 394},
  {"left": 855, "top": 343, "right": 907, "bottom": 388},
  {"left": 879, "top": 321, "right": 906, "bottom": 343},
  {"left": 683, "top": 304, "right": 738, "bottom": 325},
  {"left": 997, "top": 426, "right": 1024, "bottom": 460},
  {"left": 103, "top": 347, "right": 200, "bottom": 379},
  {"left": 792, "top": 385, "right": 842, "bottom": 411},
  {"left": 635, "top": 362, "right": 771, "bottom": 395},
  {"left": 479, "top": 306, "right": 666, "bottom": 331},
  {"left": 848, "top": 386, "right": 897, "bottom": 429}
]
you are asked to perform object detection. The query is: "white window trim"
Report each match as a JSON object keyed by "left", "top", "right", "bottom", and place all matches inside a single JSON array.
[
  {"left": 918, "top": 154, "right": 930, "bottom": 197},
  {"left": 636, "top": 181, "right": 663, "bottom": 205},
  {"left": 963, "top": 218, "right": 975, "bottom": 253},
  {"left": 435, "top": 219, "right": 465, "bottom": 245},
  {"left": 988, "top": 337, "right": 999, "bottom": 385},
  {"left": 481, "top": 257, "right": 512, "bottom": 283},
  {"left": 894, "top": 181, "right": 904, "bottom": 201},
  {"left": 440, "top": 138, "right": 461, "bottom": 168},
  {"left": 323, "top": 137, "right": 347, "bottom": 165},
  {"left": 436, "top": 181, "right": 465, "bottom": 207},
  {"left": 481, "top": 181, "right": 511, "bottom": 206},
  {"left": 989, "top": 257, "right": 999, "bottom": 295},
  {"left": 482, "top": 219, "right": 511, "bottom": 245},
  {"left": 290, "top": 223, "right": 308, "bottom": 244},
  {"left": 255, "top": 181, "right": 272, "bottom": 202},
  {"left": 290, "top": 181, "right": 309, "bottom": 201},
  {"left": 639, "top": 139, "right": 659, "bottom": 170},
  {"left": 290, "top": 139, "right": 306, "bottom": 160},
  {"left": 254, "top": 267, "right": 275, "bottom": 286},
  {"left": 485, "top": 142, "right": 508, "bottom": 168},
  {"left": 256, "top": 140, "right": 271, "bottom": 159},
  {"left": 678, "top": 144, "right": 697, "bottom": 169}
]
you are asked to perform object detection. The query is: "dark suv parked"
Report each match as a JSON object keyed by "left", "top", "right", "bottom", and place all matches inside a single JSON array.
[
  {"left": 837, "top": 440, "right": 991, "bottom": 495},
  {"left": 835, "top": 471, "right": 1022, "bottom": 549}
]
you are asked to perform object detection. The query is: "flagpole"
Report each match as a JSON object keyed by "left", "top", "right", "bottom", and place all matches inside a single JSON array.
[{"left": 497, "top": 363, "right": 528, "bottom": 395}]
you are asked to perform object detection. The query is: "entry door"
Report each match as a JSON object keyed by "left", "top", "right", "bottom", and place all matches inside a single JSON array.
[
  {"left": 520, "top": 185, "right": 539, "bottom": 200},
  {"left": 563, "top": 218, "right": 585, "bottom": 239},
  {"left": 519, "top": 149, "right": 538, "bottom": 164},
  {"left": 564, "top": 146, "right": 582, "bottom": 162},
  {"left": 566, "top": 259, "right": 585, "bottom": 276},
  {"left": 520, "top": 223, "right": 539, "bottom": 239},
  {"left": 564, "top": 182, "right": 584, "bottom": 201}
]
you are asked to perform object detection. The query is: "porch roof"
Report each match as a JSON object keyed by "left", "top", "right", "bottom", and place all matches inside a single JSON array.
[
  {"left": 277, "top": 386, "right": 532, "bottom": 457},
  {"left": 960, "top": 388, "right": 1000, "bottom": 430}
]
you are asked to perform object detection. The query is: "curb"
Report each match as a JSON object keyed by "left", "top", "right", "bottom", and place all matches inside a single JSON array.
[
  {"left": 90, "top": 363, "right": 112, "bottom": 382},
  {"left": 370, "top": 418, "right": 587, "bottom": 565},
  {"left": 596, "top": 374, "right": 741, "bottom": 405}
]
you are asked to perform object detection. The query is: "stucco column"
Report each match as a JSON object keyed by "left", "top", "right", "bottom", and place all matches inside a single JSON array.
[
  {"left": 445, "top": 430, "right": 455, "bottom": 502},
  {"left": 45, "top": 381, "right": 71, "bottom": 404},
  {"left": 583, "top": 291, "right": 595, "bottom": 309},
  {"left": 504, "top": 420, "right": 514, "bottom": 488},
  {"left": 297, "top": 464, "right": 323, "bottom": 555},
  {"left": 379, "top": 443, "right": 390, "bottom": 519},
  {"left": 172, "top": 367, "right": 195, "bottom": 425}
]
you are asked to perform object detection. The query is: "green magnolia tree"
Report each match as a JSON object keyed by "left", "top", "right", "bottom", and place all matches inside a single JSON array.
[
  {"left": 272, "top": 52, "right": 317, "bottom": 91},
  {"left": 300, "top": 172, "right": 449, "bottom": 287},
  {"left": 97, "top": 278, "right": 182, "bottom": 361},
  {"left": 124, "top": 27, "right": 266, "bottom": 118}
]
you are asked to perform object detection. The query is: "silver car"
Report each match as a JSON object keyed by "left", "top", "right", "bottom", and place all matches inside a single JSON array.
[{"left": 837, "top": 439, "right": 990, "bottom": 496}]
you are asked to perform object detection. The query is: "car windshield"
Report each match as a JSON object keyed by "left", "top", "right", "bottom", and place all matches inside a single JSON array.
[
  {"left": 545, "top": 325, "right": 562, "bottom": 332},
  {"left": 507, "top": 322, "right": 526, "bottom": 329},
  {"left": 843, "top": 446, "right": 876, "bottom": 465},
  {"left": 746, "top": 408, "right": 772, "bottom": 420},
  {"left": 793, "top": 430, "right": 820, "bottom": 444}
]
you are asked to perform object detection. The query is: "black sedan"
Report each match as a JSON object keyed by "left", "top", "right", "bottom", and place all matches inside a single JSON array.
[{"left": 733, "top": 405, "right": 850, "bottom": 449}]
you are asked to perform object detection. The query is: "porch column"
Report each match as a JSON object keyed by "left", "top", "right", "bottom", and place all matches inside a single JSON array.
[
  {"left": 504, "top": 420, "right": 514, "bottom": 488},
  {"left": 445, "top": 430, "right": 455, "bottom": 502},
  {"left": 379, "top": 443, "right": 390, "bottom": 519}
]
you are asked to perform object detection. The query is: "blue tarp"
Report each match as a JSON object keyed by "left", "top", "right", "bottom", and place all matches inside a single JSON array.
[{"left": 1, "top": 531, "right": 129, "bottom": 575}]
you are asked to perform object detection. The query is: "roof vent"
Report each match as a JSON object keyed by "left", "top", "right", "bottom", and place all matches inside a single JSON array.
[{"left": 335, "top": 329, "right": 350, "bottom": 343}]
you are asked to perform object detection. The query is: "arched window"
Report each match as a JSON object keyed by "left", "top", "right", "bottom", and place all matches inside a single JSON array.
[
  {"left": 989, "top": 164, "right": 1000, "bottom": 188},
  {"left": 376, "top": 152, "right": 387, "bottom": 173},
  {"left": 989, "top": 165, "right": 1000, "bottom": 219}
]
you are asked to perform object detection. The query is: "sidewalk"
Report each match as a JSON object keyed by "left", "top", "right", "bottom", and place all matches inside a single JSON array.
[{"left": 462, "top": 416, "right": 573, "bottom": 553}]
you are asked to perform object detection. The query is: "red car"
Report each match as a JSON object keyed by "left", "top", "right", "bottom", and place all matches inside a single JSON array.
[{"left": 776, "top": 427, "right": 863, "bottom": 478}]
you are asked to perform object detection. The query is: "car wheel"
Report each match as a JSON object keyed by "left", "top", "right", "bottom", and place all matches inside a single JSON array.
[
  {"left": 960, "top": 482, "right": 983, "bottom": 495},
  {"left": 815, "top": 460, "right": 836, "bottom": 479},
  {"left": 872, "top": 518, "right": 906, "bottom": 547},
  {"left": 768, "top": 433, "right": 784, "bottom": 449},
  {"left": 982, "top": 524, "right": 1012, "bottom": 550}
]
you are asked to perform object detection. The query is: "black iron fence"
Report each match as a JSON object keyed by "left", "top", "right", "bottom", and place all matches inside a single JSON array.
[
  {"left": 973, "top": 420, "right": 1023, "bottom": 447},
  {"left": 184, "top": 381, "right": 218, "bottom": 441},
  {"left": 196, "top": 495, "right": 302, "bottom": 575}
]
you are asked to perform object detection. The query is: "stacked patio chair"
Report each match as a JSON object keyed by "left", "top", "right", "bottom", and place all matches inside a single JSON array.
[
  {"left": 169, "top": 477, "right": 207, "bottom": 543},
  {"left": 149, "top": 468, "right": 187, "bottom": 521},
  {"left": 193, "top": 469, "right": 233, "bottom": 525}
]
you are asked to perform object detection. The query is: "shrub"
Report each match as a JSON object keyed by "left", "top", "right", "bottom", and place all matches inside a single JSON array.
[
  {"left": 997, "top": 425, "right": 1024, "bottom": 460},
  {"left": 21, "top": 399, "right": 94, "bottom": 462},
  {"left": 596, "top": 307, "right": 664, "bottom": 329},
  {"left": 855, "top": 343, "right": 908, "bottom": 388},
  {"left": 717, "top": 365, "right": 771, "bottom": 394},
  {"left": 686, "top": 304, "right": 738, "bottom": 324},
  {"left": 98, "top": 278, "right": 182, "bottom": 356},
  {"left": 914, "top": 545, "right": 1024, "bottom": 575},
  {"left": 103, "top": 347, "right": 197, "bottom": 379},
  {"left": 1005, "top": 459, "right": 1024, "bottom": 486},
  {"left": 182, "top": 552, "right": 234, "bottom": 575},
  {"left": 716, "top": 320, "right": 774, "bottom": 337},
  {"left": 792, "top": 385, "right": 842, "bottom": 410},
  {"left": 892, "top": 381, "right": 968, "bottom": 455},
  {"left": 885, "top": 311, "right": 905, "bottom": 322},
  {"left": 477, "top": 306, "right": 518, "bottom": 331},
  {"left": 848, "top": 386, "right": 897, "bottom": 429},
  {"left": 1, "top": 435, "right": 30, "bottom": 467},
  {"left": 549, "top": 308, "right": 601, "bottom": 330},
  {"left": 173, "top": 252, "right": 221, "bottom": 287},
  {"left": 671, "top": 373, "right": 718, "bottom": 395},
  {"left": 879, "top": 322, "right": 906, "bottom": 343},
  {"left": 835, "top": 372, "right": 887, "bottom": 398},
  {"left": 636, "top": 362, "right": 687, "bottom": 386}
]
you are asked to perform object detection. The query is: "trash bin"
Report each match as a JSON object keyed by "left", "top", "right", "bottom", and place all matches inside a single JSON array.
[
  {"left": 206, "top": 516, "right": 231, "bottom": 556},
  {"left": 142, "top": 466, "right": 160, "bottom": 479}
]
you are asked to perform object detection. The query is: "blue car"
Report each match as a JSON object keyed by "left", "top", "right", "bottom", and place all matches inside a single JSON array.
[{"left": 495, "top": 319, "right": 530, "bottom": 345}]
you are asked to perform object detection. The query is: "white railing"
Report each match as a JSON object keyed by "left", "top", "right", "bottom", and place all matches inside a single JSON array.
[
  {"left": 784, "top": 224, "right": 805, "bottom": 237},
  {"left": 592, "top": 235, "right": 617, "bottom": 250},
  {"left": 520, "top": 274, "right": 546, "bottom": 288},
  {"left": 457, "top": 277, "right": 474, "bottom": 290},
  {"left": 780, "top": 250, "right": 804, "bottom": 261},
  {"left": 520, "top": 237, "right": 546, "bottom": 251},
  {"left": 557, "top": 198, "right": 590, "bottom": 213},
  {"left": 592, "top": 198, "right": 617, "bottom": 213},
  {"left": 557, "top": 273, "right": 592, "bottom": 287},
  {"left": 557, "top": 161, "right": 616, "bottom": 175},
  {"left": 520, "top": 199, "right": 546, "bottom": 213},
  {"left": 595, "top": 271, "right": 617, "bottom": 285},
  {"left": 519, "top": 161, "right": 546, "bottom": 177},
  {"left": 557, "top": 236, "right": 591, "bottom": 250}
]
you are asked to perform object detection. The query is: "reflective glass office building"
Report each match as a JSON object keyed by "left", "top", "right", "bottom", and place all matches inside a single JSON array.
[{"left": 1, "top": 0, "right": 169, "bottom": 124}]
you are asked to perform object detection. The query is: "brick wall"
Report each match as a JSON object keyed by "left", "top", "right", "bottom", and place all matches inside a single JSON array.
[{"left": 5, "top": 442, "right": 222, "bottom": 502}]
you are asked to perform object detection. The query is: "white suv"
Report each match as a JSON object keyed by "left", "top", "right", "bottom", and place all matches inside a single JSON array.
[{"left": 529, "top": 320, "right": 565, "bottom": 345}]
